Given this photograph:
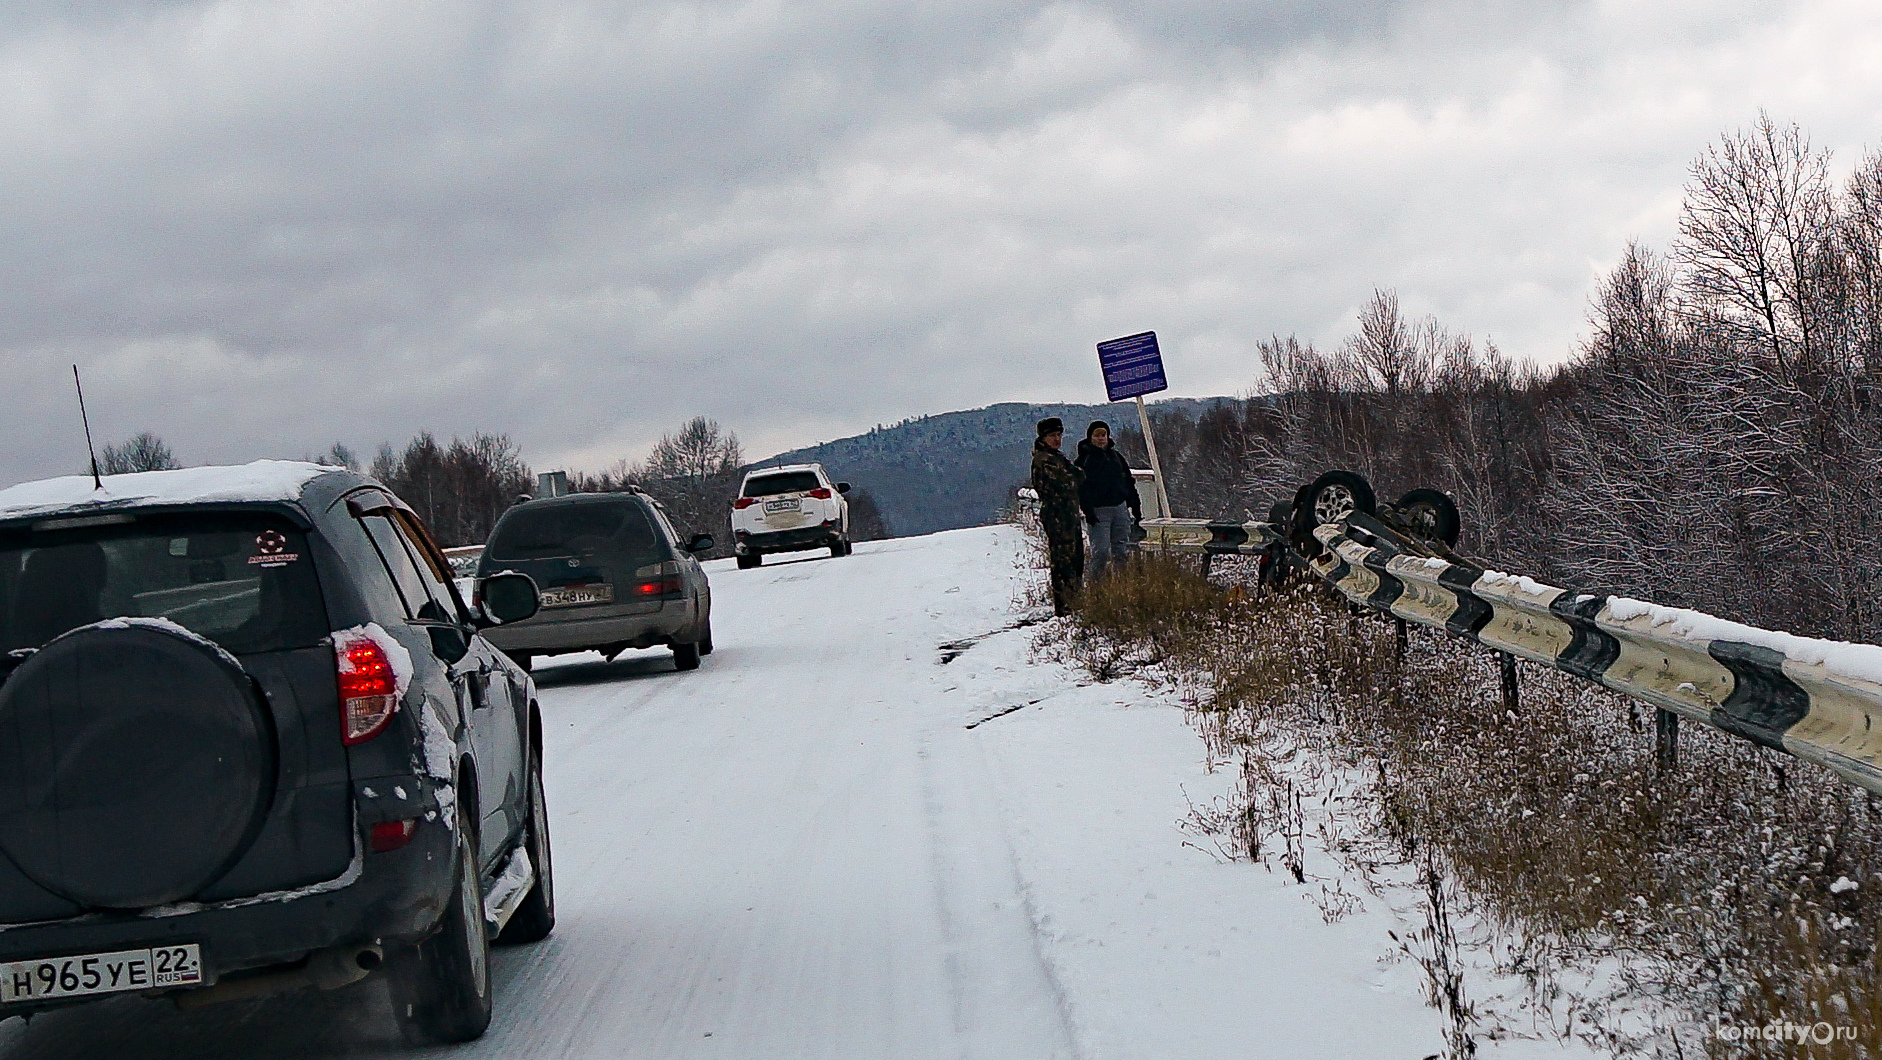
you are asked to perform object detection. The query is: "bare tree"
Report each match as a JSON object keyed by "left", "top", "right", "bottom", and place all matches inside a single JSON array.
[
  {"left": 845, "top": 488, "right": 894, "bottom": 541},
  {"left": 1676, "top": 112, "right": 1835, "bottom": 377},
  {"left": 317, "top": 443, "right": 360, "bottom": 471},
  {"left": 99, "top": 431, "right": 181, "bottom": 474},
  {"left": 570, "top": 416, "right": 746, "bottom": 554},
  {"left": 375, "top": 432, "right": 533, "bottom": 547}
]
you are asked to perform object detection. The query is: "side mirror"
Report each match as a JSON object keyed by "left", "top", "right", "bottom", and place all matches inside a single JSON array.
[
  {"left": 835, "top": 482, "right": 851, "bottom": 495},
  {"left": 686, "top": 533, "right": 715, "bottom": 554},
  {"left": 477, "top": 571, "right": 541, "bottom": 627}
]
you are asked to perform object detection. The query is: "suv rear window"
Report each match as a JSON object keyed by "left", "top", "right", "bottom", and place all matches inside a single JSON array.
[
  {"left": 484, "top": 500, "right": 666, "bottom": 563},
  {"left": 0, "top": 513, "right": 328, "bottom": 654},
  {"left": 743, "top": 472, "right": 820, "bottom": 497}
]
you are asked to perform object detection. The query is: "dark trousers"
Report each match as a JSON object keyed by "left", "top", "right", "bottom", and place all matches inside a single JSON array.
[{"left": 1044, "top": 527, "right": 1084, "bottom": 615}]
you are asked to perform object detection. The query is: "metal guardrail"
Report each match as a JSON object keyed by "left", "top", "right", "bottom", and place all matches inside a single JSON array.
[
  {"left": 1135, "top": 473, "right": 1882, "bottom": 797},
  {"left": 1139, "top": 517, "right": 1284, "bottom": 556}
]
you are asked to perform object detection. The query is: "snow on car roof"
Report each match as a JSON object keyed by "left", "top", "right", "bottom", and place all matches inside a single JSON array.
[
  {"left": 744, "top": 464, "right": 824, "bottom": 477},
  {"left": 0, "top": 460, "right": 336, "bottom": 521}
]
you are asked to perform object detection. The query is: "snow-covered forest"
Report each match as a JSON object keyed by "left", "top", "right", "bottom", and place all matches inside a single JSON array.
[{"left": 1118, "top": 115, "right": 1882, "bottom": 644}]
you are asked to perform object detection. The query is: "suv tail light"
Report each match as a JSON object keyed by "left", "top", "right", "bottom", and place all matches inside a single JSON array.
[
  {"left": 733, "top": 497, "right": 757, "bottom": 509},
  {"left": 370, "top": 818, "right": 419, "bottom": 852},
  {"left": 335, "top": 632, "right": 398, "bottom": 745},
  {"left": 808, "top": 487, "right": 832, "bottom": 499},
  {"left": 635, "top": 576, "right": 685, "bottom": 598}
]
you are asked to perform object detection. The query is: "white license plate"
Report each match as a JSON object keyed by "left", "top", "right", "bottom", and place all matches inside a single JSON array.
[
  {"left": 1, "top": 943, "right": 202, "bottom": 1003},
  {"left": 539, "top": 584, "right": 613, "bottom": 608},
  {"left": 763, "top": 498, "right": 799, "bottom": 513}
]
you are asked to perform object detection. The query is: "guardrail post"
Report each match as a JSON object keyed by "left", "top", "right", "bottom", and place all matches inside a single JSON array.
[
  {"left": 1498, "top": 652, "right": 1519, "bottom": 713},
  {"left": 1655, "top": 709, "right": 1679, "bottom": 774},
  {"left": 1395, "top": 617, "right": 1408, "bottom": 667}
]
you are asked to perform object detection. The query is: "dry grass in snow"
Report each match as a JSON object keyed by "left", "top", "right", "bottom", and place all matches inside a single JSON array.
[{"left": 1044, "top": 555, "right": 1882, "bottom": 1057}]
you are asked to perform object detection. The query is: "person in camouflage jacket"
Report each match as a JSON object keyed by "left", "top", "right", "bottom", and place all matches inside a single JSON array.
[{"left": 1030, "top": 417, "right": 1085, "bottom": 615}]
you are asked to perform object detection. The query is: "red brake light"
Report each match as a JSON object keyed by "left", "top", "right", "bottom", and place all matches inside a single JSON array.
[
  {"left": 808, "top": 487, "right": 832, "bottom": 499},
  {"left": 733, "top": 497, "right": 757, "bottom": 509},
  {"left": 335, "top": 632, "right": 399, "bottom": 745},
  {"left": 636, "top": 577, "right": 684, "bottom": 596},
  {"left": 369, "top": 818, "right": 418, "bottom": 852}
]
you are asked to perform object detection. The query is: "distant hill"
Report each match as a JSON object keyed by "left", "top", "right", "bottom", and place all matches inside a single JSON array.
[{"left": 756, "top": 399, "right": 1236, "bottom": 538}]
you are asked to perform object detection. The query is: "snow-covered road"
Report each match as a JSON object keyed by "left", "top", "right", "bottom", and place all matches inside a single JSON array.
[{"left": 0, "top": 526, "right": 1517, "bottom": 1059}]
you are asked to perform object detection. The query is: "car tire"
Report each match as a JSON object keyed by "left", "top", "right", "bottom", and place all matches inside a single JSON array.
[
  {"left": 389, "top": 798, "right": 493, "bottom": 1045},
  {"left": 672, "top": 641, "right": 701, "bottom": 671},
  {"left": 1396, "top": 488, "right": 1462, "bottom": 546},
  {"left": 698, "top": 620, "right": 714, "bottom": 656},
  {"left": 829, "top": 540, "right": 845, "bottom": 558},
  {"left": 506, "top": 650, "right": 533, "bottom": 674},
  {"left": 737, "top": 554, "right": 761, "bottom": 569},
  {"left": 497, "top": 743, "right": 555, "bottom": 945}
]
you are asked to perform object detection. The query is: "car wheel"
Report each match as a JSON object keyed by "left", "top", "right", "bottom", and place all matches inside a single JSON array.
[
  {"left": 1295, "top": 471, "right": 1375, "bottom": 537},
  {"left": 506, "top": 650, "right": 533, "bottom": 674},
  {"left": 698, "top": 619, "right": 714, "bottom": 656},
  {"left": 672, "top": 641, "right": 701, "bottom": 671},
  {"left": 736, "top": 554, "right": 760, "bottom": 570},
  {"left": 829, "top": 540, "right": 845, "bottom": 558},
  {"left": 497, "top": 744, "right": 555, "bottom": 945},
  {"left": 1396, "top": 488, "right": 1462, "bottom": 546},
  {"left": 389, "top": 799, "right": 493, "bottom": 1045}
]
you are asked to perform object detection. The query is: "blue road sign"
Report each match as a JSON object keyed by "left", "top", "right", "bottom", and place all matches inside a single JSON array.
[{"left": 1096, "top": 331, "right": 1168, "bottom": 402}]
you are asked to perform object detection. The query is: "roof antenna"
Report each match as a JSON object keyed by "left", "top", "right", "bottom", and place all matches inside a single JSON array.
[{"left": 73, "top": 364, "right": 103, "bottom": 490}]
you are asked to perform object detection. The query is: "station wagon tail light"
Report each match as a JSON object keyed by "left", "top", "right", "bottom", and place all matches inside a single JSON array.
[
  {"left": 733, "top": 497, "right": 757, "bottom": 509},
  {"left": 635, "top": 576, "right": 684, "bottom": 597},
  {"left": 335, "top": 632, "right": 399, "bottom": 745},
  {"left": 808, "top": 487, "right": 832, "bottom": 499}
]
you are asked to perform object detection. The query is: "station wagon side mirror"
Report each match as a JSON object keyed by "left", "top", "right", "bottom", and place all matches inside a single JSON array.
[
  {"left": 835, "top": 482, "right": 851, "bottom": 494},
  {"left": 477, "top": 571, "right": 541, "bottom": 627},
  {"left": 685, "top": 533, "right": 715, "bottom": 554}
]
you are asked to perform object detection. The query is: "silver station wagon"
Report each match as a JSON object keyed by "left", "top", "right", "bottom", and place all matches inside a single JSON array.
[{"left": 473, "top": 489, "right": 714, "bottom": 672}]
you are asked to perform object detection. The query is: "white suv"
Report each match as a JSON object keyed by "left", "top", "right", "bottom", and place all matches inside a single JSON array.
[{"left": 731, "top": 464, "right": 851, "bottom": 568}]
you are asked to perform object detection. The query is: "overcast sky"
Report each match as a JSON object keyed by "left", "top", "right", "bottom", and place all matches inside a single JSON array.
[{"left": 4, "top": 0, "right": 1882, "bottom": 486}]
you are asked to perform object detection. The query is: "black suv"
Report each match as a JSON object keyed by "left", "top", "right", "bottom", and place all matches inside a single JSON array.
[{"left": 0, "top": 461, "right": 550, "bottom": 1044}]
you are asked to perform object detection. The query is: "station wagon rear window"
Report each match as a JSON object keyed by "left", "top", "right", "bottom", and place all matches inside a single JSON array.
[
  {"left": 0, "top": 513, "right": 328, "bottom": 654},
  {"left": 485, "top": 501, "right": 665, "bottom": 563},
  {"left": 743, "top": 472, "right": 820, "bottom": 497}
]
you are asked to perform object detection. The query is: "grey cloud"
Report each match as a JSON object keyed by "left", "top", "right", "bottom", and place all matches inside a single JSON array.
[{"left": 0, "top": 0, "right": 1873, "bottom": 487}]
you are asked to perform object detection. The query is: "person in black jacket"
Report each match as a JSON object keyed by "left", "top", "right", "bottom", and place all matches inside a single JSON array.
[{"left": 1074, "top": 421, "right": 1140, "bottom": 579}]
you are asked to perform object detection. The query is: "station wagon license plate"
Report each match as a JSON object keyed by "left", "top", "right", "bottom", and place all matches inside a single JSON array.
[
  {"left": 539, "top": 584, "right": 613, "bottom": 608},
  {"left": 1, "top": 943, "right": 202, "bottom": 1003},
  {"left": 763, "top": 498, "right": 799, "bottom": 513}
]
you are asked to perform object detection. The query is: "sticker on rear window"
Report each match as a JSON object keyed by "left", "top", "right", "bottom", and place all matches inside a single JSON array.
[{"left": 248, "top": 529, "right": 301, "bottom": 568}]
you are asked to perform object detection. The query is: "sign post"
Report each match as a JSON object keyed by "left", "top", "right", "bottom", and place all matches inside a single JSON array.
[{"left": 1095, "top": 330, "right": 1172, "bottom": 519}]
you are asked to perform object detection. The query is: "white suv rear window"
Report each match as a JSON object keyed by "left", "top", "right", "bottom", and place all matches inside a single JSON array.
[{"left": 743, "top": 472, "right": 820, "bottom": 497}]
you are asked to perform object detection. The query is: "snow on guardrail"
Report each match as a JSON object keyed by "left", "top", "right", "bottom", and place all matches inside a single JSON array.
[{"left": 1134, "top": 473, "right": 1882, "bottom": 798}]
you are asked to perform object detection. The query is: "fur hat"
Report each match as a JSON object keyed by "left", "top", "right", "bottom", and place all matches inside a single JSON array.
[
  {"left": 1036, "top": 417, "right": 1064, "bottom": 437},
  {"left": 1085, "top": 419, "right": 1110, "bottom": 440}
]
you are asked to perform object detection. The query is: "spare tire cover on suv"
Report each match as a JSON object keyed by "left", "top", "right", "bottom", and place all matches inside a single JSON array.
[{"left": 0, "top": 621, "right": 276, "bottom": 910}]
